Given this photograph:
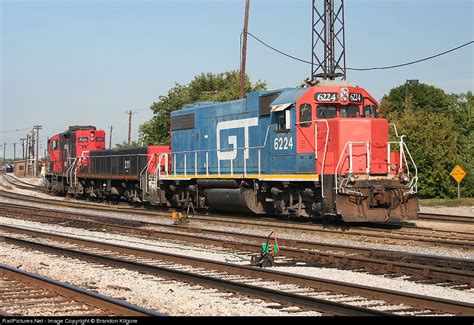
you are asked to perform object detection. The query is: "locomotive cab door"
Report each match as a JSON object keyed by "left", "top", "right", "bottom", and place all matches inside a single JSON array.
[
  {"left": 296, "top": 103, "right": 317, "bottom": 173},
  {"left": 296, "top": 103, "right": 332, "bottom": 174},
  {"left": 48, "top": 135, "right": 61, "bottom": 173}
]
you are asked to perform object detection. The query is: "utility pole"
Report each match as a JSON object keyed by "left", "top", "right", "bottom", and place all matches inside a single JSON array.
[
  {"left": 2, "top": 142, "right": 6, "bottom": 168},
  {"left": 31, "top": 129, "right": 35, "bottom": 176},
  {"left": 109, "top": 125, "right": 113, "bottom": 149},
  {"left": 125, "top": 111, "right": 135, "bottom": 147},
  {"left": 33, "top": 125, "right": 42, "bottom": 177},
  {"left": 239, "top": 0, "right": 250, "bottom": 99},
  {"left": 12, "top": 143, "right": 17, "bottom": 161},
  {"left": 20, "top": 138, "right": 26, "bottom": 168},
  {"left": 25, "top": 134, "right": 30, "bottom": 177}
]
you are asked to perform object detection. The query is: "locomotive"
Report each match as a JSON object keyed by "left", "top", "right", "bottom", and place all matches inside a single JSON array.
[{"left": 46, "top": 81, "right": 419, "bottom": 223}]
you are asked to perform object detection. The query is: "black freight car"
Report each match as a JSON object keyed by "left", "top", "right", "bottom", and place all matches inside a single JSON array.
[
  {"left": 89, "top": 147, "right": 149, "bottom": 178},
  {"left": 84, "top": 147, "right": 151, "bottom": 201}
]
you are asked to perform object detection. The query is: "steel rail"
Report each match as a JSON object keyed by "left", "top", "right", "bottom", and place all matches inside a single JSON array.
[
  {"left": 0, "top": 264, "right": 164, "bottom": 316},
  {"left": 1, "top": 201, "right": 472, "bottom": 285},
  {"left": 0, "top": 188, "right": 472, "bottom": 249},
  {"left": 419, "top": 213, "right": 474, "bottom": 225},
  {"left": 1, "top": 225, "right": 473, "bottom": 315},
  {"left": 0, "top": 232, "right": 388, "bottom": 316}
]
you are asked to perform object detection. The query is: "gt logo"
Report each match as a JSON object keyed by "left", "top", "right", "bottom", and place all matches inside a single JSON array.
[{"left": 216, "top": 117, "right": 259, "bottom": 161}]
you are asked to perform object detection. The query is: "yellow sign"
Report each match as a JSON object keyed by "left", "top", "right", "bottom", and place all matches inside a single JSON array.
[{"left": 450, "top": 165, "right": 466, "bottom": 183}]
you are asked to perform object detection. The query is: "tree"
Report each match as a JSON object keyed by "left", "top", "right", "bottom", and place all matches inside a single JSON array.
[
  {"left": 115, "top": 140, "right": 141, "bottom": 149},
  {"left": 139, "top": 71, "right": 267, "bottom": 145},
  {"left": 380, "top": 83, "right": 453, "bottom": 115},
  {"left": 380, "top": 84, "right": 472, "bottom": 198}
]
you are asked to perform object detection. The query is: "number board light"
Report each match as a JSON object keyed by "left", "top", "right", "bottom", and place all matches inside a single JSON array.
[
  {"left": 349, "top": 93, "right": 362, "bottom": 103},
  {"left": 314, "top": 92, "right": 339, "bottom": 102}
]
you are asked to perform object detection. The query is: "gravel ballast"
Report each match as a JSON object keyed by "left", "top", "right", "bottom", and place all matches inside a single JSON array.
[{"left": 1, "top": 215, "right": 472, "bottom": 306}]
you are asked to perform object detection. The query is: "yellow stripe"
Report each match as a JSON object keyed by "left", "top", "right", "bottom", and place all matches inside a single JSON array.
[{"left": 160, "top": 174, "right": 319, "bottom": 181}]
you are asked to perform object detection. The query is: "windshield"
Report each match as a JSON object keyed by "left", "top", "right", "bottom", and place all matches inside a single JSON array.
[
  {"left": 340, "top": 106, "right": 360, "bottom": 118},
  {"left": 317, "top": 105, "right": 337, "bottom": 118}
]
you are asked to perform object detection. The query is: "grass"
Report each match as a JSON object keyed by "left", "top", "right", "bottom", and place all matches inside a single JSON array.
[{"left": 419, "top": 197, "right": 474, "bottom": 207}]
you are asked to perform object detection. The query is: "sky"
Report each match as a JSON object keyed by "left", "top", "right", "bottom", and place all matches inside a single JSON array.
[{"left": 1, "top": 0, "right": 473, "bottom": 159}]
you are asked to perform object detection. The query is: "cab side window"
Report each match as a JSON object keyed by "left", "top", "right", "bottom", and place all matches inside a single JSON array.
[
  {"left": 52, "top": 139, "right": 58, "bottom": 150},
  {"left": 364, "top": 105, "right": 377, "bottom": 118},
  {"left": 274, "top": 109, "right": 291, "bottom": 132},
  {"left": 299, "top": 104, "right": 312, "bottom": 127}
]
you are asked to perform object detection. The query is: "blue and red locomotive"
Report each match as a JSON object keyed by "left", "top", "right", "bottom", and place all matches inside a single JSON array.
[{"left": 46, "top": 81, "right": 418, "bottom": 223}]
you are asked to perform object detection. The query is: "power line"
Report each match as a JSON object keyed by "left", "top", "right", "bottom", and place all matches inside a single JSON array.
[
  {"left": 245, "top": 31, "right": 473, "bottom": 71},
  {"left": 0, "top": 127, "right": 31, "bottom": 133},
  {"left": 246, "top": 31, "right": 312, "bottom": 65},
  {"left": 347, "top": 41, "right": 474, "bottom": 71}
]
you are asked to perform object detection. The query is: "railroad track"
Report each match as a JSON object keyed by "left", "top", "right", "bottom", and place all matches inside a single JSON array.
[
  {"left": 3, "top": 173, "right": 471, "bottom": 226},
  {"left": 0, "top": 173, "right": 48, "bottom": 193},
  {"left": 2, "top": 225, "right": 473, "bottom": 316},
  {"left": 419, "top": 212, "right": 474, "bottom": 224},
  {"left": 0, "top": 264, "right": 163, "bottom": 316},
  {"left": 1, "top": 201, "right": 472, "bottom": 287},
  {"left": 0, "top": 188, "right": 472, "bottom": 251}
]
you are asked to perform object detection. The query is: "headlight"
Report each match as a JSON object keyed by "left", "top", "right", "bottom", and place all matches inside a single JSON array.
[
  {"left": 401, "top": 174, "right": 409, "bottom": 183},
  {"left": 348, "top": 174, "right": 356, "bottom": 184}
]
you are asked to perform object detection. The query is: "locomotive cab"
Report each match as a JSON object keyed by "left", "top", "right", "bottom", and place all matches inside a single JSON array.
[
  {"left": 46, "top": 125, "right": 106, "bottom": 194},
  {"left": 296, "top": 81, "right": 418, "bottom": 222}
]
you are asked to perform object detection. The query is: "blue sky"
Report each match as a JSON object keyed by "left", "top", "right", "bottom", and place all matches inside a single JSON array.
[{"left": 1, "top": 0, "right": 473, "bottom": 159}]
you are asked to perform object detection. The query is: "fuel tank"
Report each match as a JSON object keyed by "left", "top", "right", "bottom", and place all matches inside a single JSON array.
[{"left": 204, "top": 188, "right": 266, "bottom": 214}]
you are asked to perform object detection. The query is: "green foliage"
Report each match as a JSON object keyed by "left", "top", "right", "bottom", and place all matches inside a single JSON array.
[
  {"left": 381, "top": 84, "right": 473, "bottom": 198},
  {"left": 115, "top": 140, "right": 141, "bottom": 149},
  {"left": 139, "top": 70, "right": 266, "bottom": 145},
  {"left": 380, "top": 83, "right": 452, "bottom": 115}
]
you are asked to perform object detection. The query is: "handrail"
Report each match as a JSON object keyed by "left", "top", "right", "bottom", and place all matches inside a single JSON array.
[
  {"left": 335, "top": 137, "right": 418, "bottom": 194},
  {"left": 402, "top": 141, "right": 418, "bottom": 193},
  {"left": 315, "top": 120, "right": 329, "bottom": 198},
  {"left": 334, "top": 141, "right": 370, "bottom": 193},
  {"left": 165, "top": 125, "right": 272, "bottom": 177},
  {"left": 65, "top": 157, "right": 78, "bottom": 186},
  {"left": 139, "top": 153, "right": 158, "bottom": 200},
  {"left": 389, "top": 123, "right": 400, "bottom": 140}
]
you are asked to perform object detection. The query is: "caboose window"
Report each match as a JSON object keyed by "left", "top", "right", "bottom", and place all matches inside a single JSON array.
[
  {"left": 78, "top": 137, "right": 88, "bottom": 143},
  {"left": 317, "top": 105, "right": 336, "bottom": 118},
  {"left": 52, "top": 139, "right": 58, "bottom": 150},
  {"left": 340, "top": 106, "right": 359, "bottom": 118},
  {"left": 96, "top": 137, "right": 105, "bottom": 142},
  {"left": 299, "top": 104, "right": 312, "bottom": 127}
]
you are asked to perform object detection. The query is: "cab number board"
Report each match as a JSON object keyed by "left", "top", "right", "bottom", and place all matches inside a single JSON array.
[
  {"left": 349, "top": 93, "right": 362, "bottom": 102},
  {"left": 315, "top": 92, "right": 339, "bottom": 102}
]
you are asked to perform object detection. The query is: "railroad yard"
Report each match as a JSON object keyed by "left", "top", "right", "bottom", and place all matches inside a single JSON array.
[
  {"left": 1, "top": 172, "right": 473, "bottom": 316},
  {"left": 2, "top": 0, "right": 473, "bottom": 319}
]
